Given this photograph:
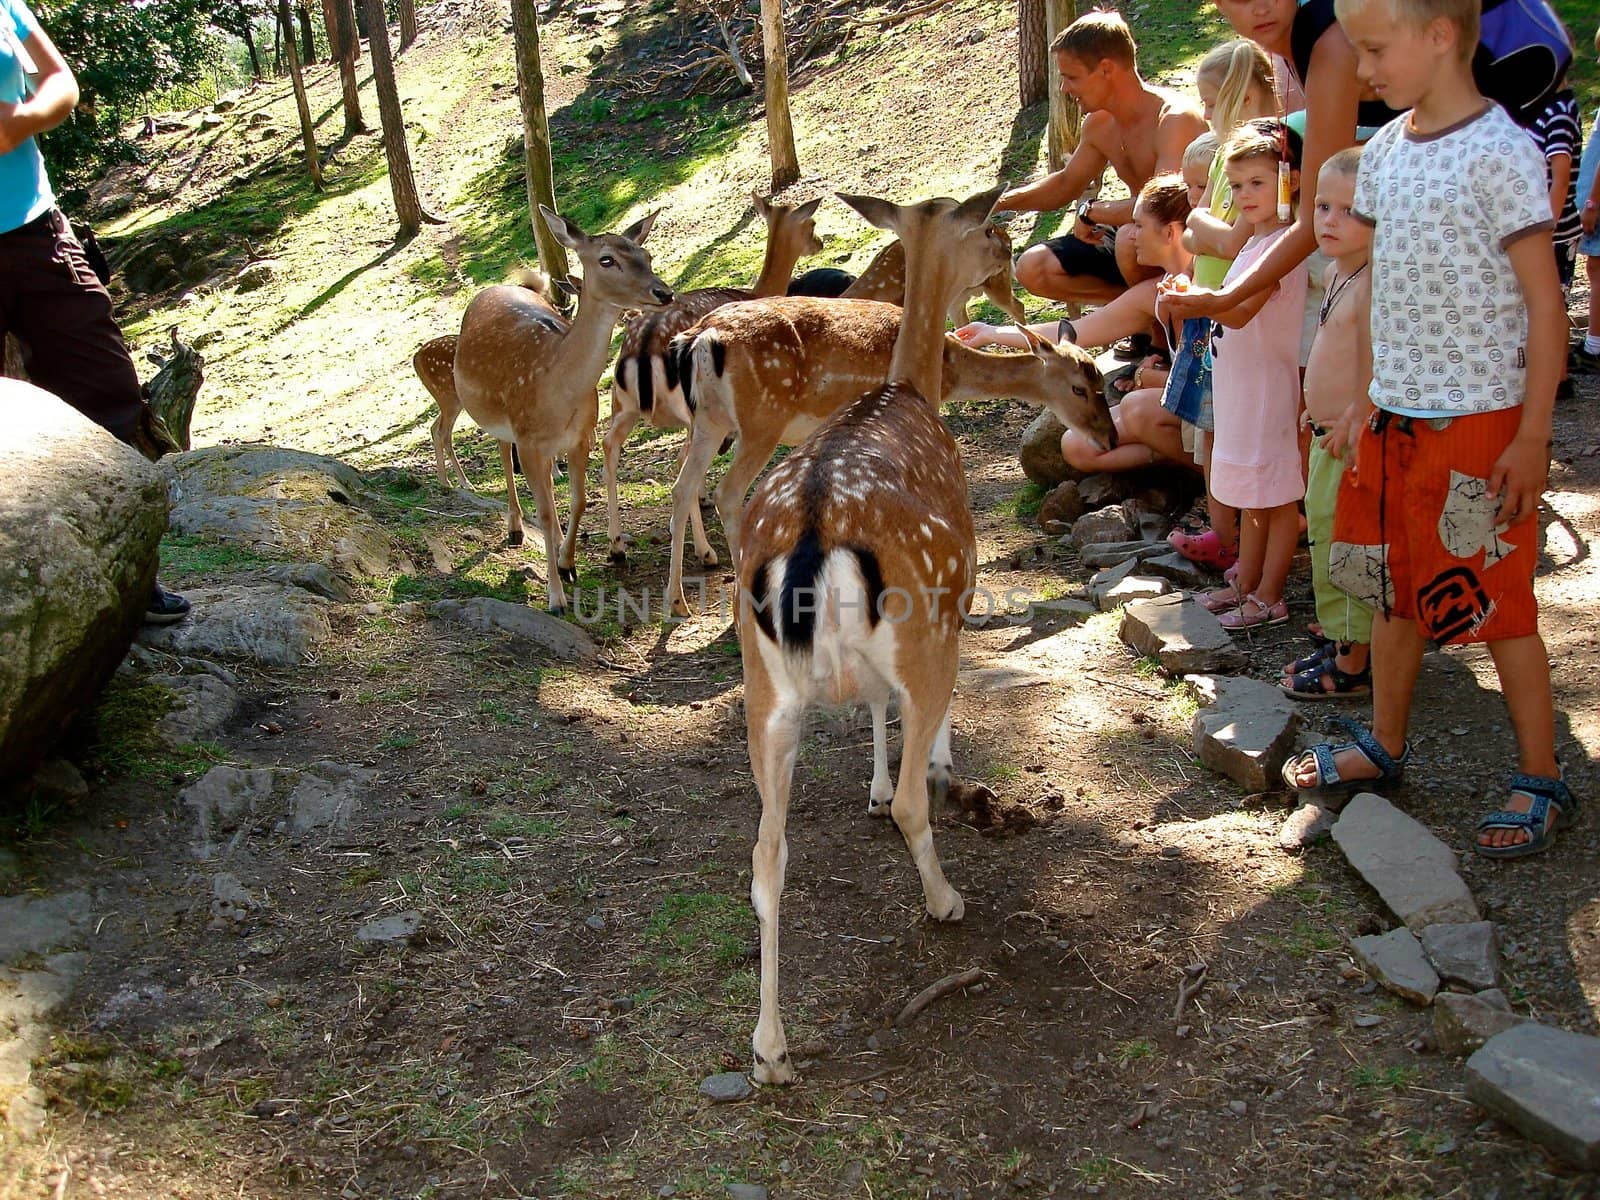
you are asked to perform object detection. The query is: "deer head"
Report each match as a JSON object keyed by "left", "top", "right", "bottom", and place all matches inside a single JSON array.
[
  {"left": 1017, "top": 325, "right": 1117, "bottom": 450},
  {"left": 540, "top": 206, "right": 675, "bottom": 311}
]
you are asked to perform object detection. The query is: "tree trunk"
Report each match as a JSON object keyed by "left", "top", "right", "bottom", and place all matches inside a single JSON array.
[
  {"left": 145, "top": 329, "right": 205, "bottom": 454},
  {"left": 398, "top": 0, "right": 417, "bottom": 50},
  {"left": 1045, "top": 0, "right": 1081, "bottom": 171},
  {"left": 716, "top": 12, "right": 754, "bottom": 89},
  {"left": 240, "top": 12, "right": 263, "bottom": 78},
  {"left": 1019, "top": 0, "right": 1046, "bottom": 107},
  {"left": 509, "top": 0, "right": 570, "bottom": 282},
  {"left": 278, "top": 0, "right": 325, "bottom": 193},
  {"left": 760, "top": 0, "right": 799, "bottom": 190},
  {"left": 334, "top": 0, "right": 365, "bottom": 132},
  {"left": 321, "top": 0, "right": 338, "bottom": 61},
  {"left": 359, "top": 0, "right": 424, "bottom": 237},
  {"left": 272, "top": 10, "right": 283, "bottom": 74},
  {"left": 296, "top": 1, "right": 317, "bottom": 67}
]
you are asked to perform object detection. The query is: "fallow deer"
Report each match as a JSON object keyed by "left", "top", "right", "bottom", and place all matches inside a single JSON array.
[
  {"left": 736, "top": 186, "right": 1016, "bottom": 1086},
  {"left": 602, "top": 193, "right": 825, "bottom": 567},
  {"left": 449, "top": 208, "right": 673, "bottom": 613},
  {"left": 841, "top": 228, "right": 1026, "bottom": 327},
  {"left": 658, "top": 300, "right": 1113, "bottom": 617}
]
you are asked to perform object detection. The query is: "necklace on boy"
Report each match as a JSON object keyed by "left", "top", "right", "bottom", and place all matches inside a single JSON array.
[{"left": 1318, "top": 263, "right": 1368, "bottom": 326}]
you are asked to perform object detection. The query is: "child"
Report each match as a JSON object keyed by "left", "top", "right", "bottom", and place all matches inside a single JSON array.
[
  {"left": 1184, "top": 119, "right": 1308, "bottom": 630},
  {"left": 1166, "top": 41, "right": 1279, "bottom": 571},
  {"left": 1284, "top": 0, "right": 1571, "bottom": 858},
  {"left": 1281, "top": 146, "right": 1373, "bottom": 698},
  {"left": 1528, "top": 80, "right": 1582, "bottom": 400}
]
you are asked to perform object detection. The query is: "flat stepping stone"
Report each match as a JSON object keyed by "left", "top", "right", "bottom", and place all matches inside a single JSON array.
[
  {"left": 432, "top": 597, "right": 597, "bottom": 663},
  {"left": 1278, "top": 801, "right": 1339, "bottom": 850},
  {"left": 1094, "top": 572, "right": 1171, "bottom": 612},
  {"left": 1139, "top": 552, "right": 1210, "bottom": 590},
  {"left": 1435, "top": 989, "right": 1525, "bottom": 1057},
  {"left": 1420, "top": 921, "right": 1499, "bottom": 991},
  {"left": 1467, "top": 1023, "right": 1600, "bottom": 1168},
  {"left": 1078, "top": 540, "right": 1169, "bottom": 570},
  {"left": 140, "top": 583, "right": 332, "bottom": 667},
  {"left": 1119, "top": 594, "right": 1244, "bottom": 675},
  {"left": 1188, "top": 674, "right": 1304, "bottom": 792},
  {"left": 356, "top": 911, "right": 422, "bottom": 945},
  {"left": 698, "top": 1072, "right": 753, "bottom": 1103},
  {"left": 1331, "top": 793, "right": 1479, "bottom": 930},
  {"left": 1349, "top": 927, "right": 1439, "bottom": 1005}
]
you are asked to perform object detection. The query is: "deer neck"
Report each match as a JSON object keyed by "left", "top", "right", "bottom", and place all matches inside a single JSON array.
[
  {"left": 559, "top": 282, "right": 626, "bottom": 396},
  {"left": 750, "top": 232, "right": 802, "bottom": 298},
  {"left": 888, "top": 250, "right": 962, "bottom": 399},
  {"left": 940, "top": 338, "right": 1027, "bottom": 401}
]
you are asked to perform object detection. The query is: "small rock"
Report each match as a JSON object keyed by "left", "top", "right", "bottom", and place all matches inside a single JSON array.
[
  {"left": 265, "top": 562, "right": 354, "bottom": 602},
  {"left": 1419, "top": 921, "right": 1499, "bottom": 991},
  {"left": 1353, "top": 1014, "right": 1384, "bottom": 1028},
  {"left": 1278, "top": 801, "right": 1338, "bottom": 850},
  {"left": 725, "top": 1187, "right": 767, "bottom": 1200},
  {"left": 1140, "top": 552, "right": 1211, "bottom": 589},
  {"left": 1120, "top": 496, "right": 1173, "bottom": 541},
  {"left": 1349, "top": 927, "right": 1440, "bottom": 1005},
  {"left": 356, "top": 911, "right": 421, "bottom": 945},
  {"left": 233, "top": 259, "right": 280, "bottom": 292},
  {"left": 1466, "top": 1023, "right": 1600, "bottom": 1168},
  {"left": 1018, "top": 409, "right": 1076, "bottom": 488},
  {"left": 584, "top": 914, "right": 606, "bottom": 932},
  {"left": 1332, "top": 793, "right": 1480, "bottom": 929},
  {"left": 0, "top": 847, "right": 19, "bottom": 886},
  {"left": 1036, "top": 480, "right": 1085, "bottom": 532},
  {"left": 6, "top": 1085, "right": 47, "bottom": 1139},
  {"left": 698, "top": 1072, "right": 753, "bottom": 1103},
  {"left": 1120, "top": 594, "right": 1245, "bottom": 675},
  {"left": 1077, "top": 540, "right": 1169, "bottom": 570},
  {"left": 1077, "top": 473, "right": 1124, "bottom": 510},
  {"left": 26, "top": 758, "right": 88, "bottom": 807},
  {"left": 1227, "top": 1099, "right": 1248, "bottom": 1116},
  {"left": 1071, "top": 505, "right": 1136, "bottom": 548},
  {"left": 432, "top": 597, "right": 598, "bottom": 662},
  {"left": 1188, "top": 674, "right": 1304, "bottom": 793},
  {"left": 1095, "top": 573, "right": 1171, "bottom": 611},
  {"left": 1434, "top": 989, "right": 1526, "bottom": 1057}
]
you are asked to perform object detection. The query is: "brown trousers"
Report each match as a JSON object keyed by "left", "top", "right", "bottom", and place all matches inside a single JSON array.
[{"left": 0, "top": 207, "right": 143, "bottom": 442}]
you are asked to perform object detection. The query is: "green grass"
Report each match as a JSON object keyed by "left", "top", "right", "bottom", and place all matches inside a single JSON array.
[
  {"left": 159, "top": 533, "right": 273, "bottom": 575},
  {"left": 1353, "top": 1063, "right": 1418, "bottom": 1091},
  {"left": 643, "top": 892, "right": 748, "bottom": 975},
  {"left": 75, "top": 676, "right": 227, "bottom": 788},
  {"left": 1114, "top": 1038, "right": 1156, "bottom": 1063}
]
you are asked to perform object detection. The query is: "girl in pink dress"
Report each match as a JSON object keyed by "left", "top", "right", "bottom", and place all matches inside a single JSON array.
[{"left": 1195, "top": 120, "right": 1309, "bottom": 630}]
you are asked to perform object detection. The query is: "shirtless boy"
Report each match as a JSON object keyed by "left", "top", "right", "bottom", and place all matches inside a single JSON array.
[
  {"left": 999, "top": 11, "right": 1206, "bottom": 306},
  {"left": 1282, "top": 148, "right": 1374, "bottom": 700}
]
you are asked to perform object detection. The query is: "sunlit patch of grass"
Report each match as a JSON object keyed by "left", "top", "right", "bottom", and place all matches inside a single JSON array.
[
  {"left": 643, "top": 892, "right": 748, "bottom": 975},
  {"left": 1114, "top": 1038, "right": 1155, "bottom": 1063},
  {"left": 159, "top": 532, "right": 274, "bottom": 575}
]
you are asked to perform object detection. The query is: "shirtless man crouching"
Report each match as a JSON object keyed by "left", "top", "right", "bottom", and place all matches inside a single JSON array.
[{"left": 1001, "top": 11, "right": 1207, "bottom": 307}]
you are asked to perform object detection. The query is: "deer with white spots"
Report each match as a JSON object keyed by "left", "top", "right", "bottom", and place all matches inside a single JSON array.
[
  {"left": 438, "top": 208, "right": 673, "bottom": 613},
  {"left": 736, "top": 187, "right": 1027, "bottom": 1086},
  {"left": 658, "top": 297, "right": 1114, "bottom": 619},
  {"left": 602, "top": 193, "right": 825, "bottom": 567}
]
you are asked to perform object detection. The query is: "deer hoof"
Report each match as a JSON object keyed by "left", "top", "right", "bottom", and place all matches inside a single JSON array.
[
  {"left": 701, "top": 550, "right": 720, "bottom": 568},
  {"left": 866, "top": 794, "right": 894, "bottom": 818},
  {"left": 752, "top": 1054, "right": 798, "bottom": 1087},
  {"left": 609, "top": 546, "right": 627, "bottom": 566},
  {"left": 929, "top": 891, "right": 965, "bottom": 923},
  {"left": 670, "top": 598, "right": 691, "bottom": 619},
  {"left": 558, "top": 564, "right": 577, "bottom": 584},
  {"left": 547, "top": 603, "right": 568, "bottom": 618},
  {"left": 507, "top": 529, "right": 524, "bottom": 547}
]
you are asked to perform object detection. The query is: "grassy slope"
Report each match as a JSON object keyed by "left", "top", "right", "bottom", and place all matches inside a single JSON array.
[{"left": 105, "top": 0, "right": 1597, "bottom": 476}]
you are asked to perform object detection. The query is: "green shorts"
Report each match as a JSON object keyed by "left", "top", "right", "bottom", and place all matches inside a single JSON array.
[{"left": 1307, "top": 435, "right": 1373, "bottom": 644}]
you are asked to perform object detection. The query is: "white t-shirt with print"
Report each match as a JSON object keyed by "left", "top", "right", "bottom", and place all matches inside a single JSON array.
[{"left": 1354, "top": 103, "right": 1552, "bottom": 417}]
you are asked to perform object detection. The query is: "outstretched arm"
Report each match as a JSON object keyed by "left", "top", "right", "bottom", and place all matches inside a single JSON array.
[
  {"left": 998, "top": 117, "right": 1110, "bottom": 214},
  {"left": 0, "top": 20, "right": 79, "bottom": 156}
]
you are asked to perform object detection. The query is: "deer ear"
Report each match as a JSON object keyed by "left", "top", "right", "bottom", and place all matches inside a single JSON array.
[
  {"left": 752, "top": 190, "right": 771, "bottom": 216},
  {"left": 837, "top": 192, "right": 901, "bottom": 234},
  {"left": 794, "top": 196, "right": 824, "bottom": 222},
  {"left": 621, "top": 208, "right": 660, "bottom": 245},
  {"left": 955, "top": 185, "right": 1007, "bottom": 228},
  {"left": 541, "top": 207, "right": 584, "bottom": 250},
  {"left": 1016, "top": 324, "right": 1052, "bottom": 360}
]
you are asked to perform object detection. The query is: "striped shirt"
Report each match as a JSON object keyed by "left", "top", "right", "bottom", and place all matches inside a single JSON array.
[{"left": 1530, "top": 89, "right": 1582, "bottom": 248}]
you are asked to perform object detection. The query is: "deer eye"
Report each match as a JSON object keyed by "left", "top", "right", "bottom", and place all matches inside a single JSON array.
[{"left": 599, "top": 255, "right": 616, "bottom": 268}]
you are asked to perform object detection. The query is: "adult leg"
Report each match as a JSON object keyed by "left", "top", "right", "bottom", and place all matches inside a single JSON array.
[
  {"left": 1117, "top": 389, "right": 1192, "bottom": 464},
  {"left": 1015, "top": 244, "right": 1123, "bottom": 306}
]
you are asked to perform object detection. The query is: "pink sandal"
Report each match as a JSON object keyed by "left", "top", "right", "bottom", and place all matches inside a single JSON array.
[
  {"left": 1197, "top": 585, "right": 1242, "bottom": 614},
  {"left": 1167, "top": 528, "right": 1239, "bottom": 572},
  {"left": 1218, "top": 593, "right": 1290, "bottom": 631}
]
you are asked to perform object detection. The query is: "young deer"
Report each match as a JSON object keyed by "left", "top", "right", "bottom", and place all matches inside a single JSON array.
[
  {"left": 603, "top": 194, "right": 824, "bottom": 566},
  {"left": 737, "top": 186, "right": 1013, "bottom": 1086},
  {"left": 658, "top": 299, "right": 1113, "bottom": 617},
  {"left": 842, "top": 227, "right": 1026, "bottom": 326},
  {"left": 450, "top": 208, "right": 673, "bottom": 613}
]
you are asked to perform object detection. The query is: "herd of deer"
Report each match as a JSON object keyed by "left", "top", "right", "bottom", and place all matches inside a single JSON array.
[{"left": 410, "top": 188, "right": 1116, "bottom": 1084}]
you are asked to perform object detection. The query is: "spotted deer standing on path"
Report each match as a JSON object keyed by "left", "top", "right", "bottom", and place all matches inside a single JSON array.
[
  {"left": 602, "top": 194, "right": 826, "bottom": 568},
  {"left": 441, "top": 208, "right": 673, "bottom": 613},
  {"left": 736, "top": 186, "right": 1022, "bottom": 1086},
  {"left": 658, "top": 299, "right": 1113, "bottom": 619}
]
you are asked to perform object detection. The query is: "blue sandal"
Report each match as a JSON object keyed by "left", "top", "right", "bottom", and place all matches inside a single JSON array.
[
  {"left": 1474, "top": 773, "right": 1577, "bottom": 860},
  {"left": 1280, "top": 716, "right": 1411, "bottom": 793}
]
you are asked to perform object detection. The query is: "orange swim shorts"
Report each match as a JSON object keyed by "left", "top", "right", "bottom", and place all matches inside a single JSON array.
[{"left": 1327, "top": 406, "right": 1539, "bottom": 645}]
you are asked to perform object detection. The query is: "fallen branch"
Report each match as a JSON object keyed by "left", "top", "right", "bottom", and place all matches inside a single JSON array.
[
  {"left": 894, "top": 967, "right": 986, "bottom": 1027},
  {"left": 1173, "top": 960, "right": 1208, "bottom": 1021},
  {"left": 851, "top": 0, "right": 957, "bottom": 27}
]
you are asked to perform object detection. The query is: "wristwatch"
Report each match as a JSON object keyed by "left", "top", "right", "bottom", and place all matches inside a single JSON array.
[{"left": 1077, "top": 199, "right": 1095, "bottom": 225}]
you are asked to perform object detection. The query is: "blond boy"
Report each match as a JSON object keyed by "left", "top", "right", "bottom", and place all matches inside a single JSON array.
[{"left": 1282, "top": 0, "right": 1571, "bottom": 858}]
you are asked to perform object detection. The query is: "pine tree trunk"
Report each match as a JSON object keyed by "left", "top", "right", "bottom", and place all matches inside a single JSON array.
[
  {"left": 1046, "top": 0, "right": 1081, "bottom": 171},
  {"left": 321, "top": 0, "right": 338, "bottom": 61},
  {"left": 296, "top": 1, "right": 316, "bottom": 66},
  {"left": 398, "top": 0, "right": 417, "bottom": 50},
  {"left": 760, "top": 0, "right": 799, "bottom": 190},
  {"left": 359, "top": 0, "right": 423, "bottom": 237},
  {"left": 1019, "top": 0, "right": 1046, "bottom": 107},
  {"left": 278, "top": 0, "right": 324, "bottom": 192},
  {"left": 509, "top": 0, "right": 570, "bottom": 282},
  {"left": 335, "top": 0, "right": 365, "bottom": 132},
  {"left": 241, "top": 20, "right": 262, "bottom": 78}
]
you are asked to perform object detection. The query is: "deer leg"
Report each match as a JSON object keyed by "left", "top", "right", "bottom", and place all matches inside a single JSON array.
[
  {"left": 499, "top": 441, "right": 525, "bottom": 546},
  {"left": 711, "top": 433, "right": 780, "bottom": 576},
  {"left": 867, "top": 700, "right": 895, "bottom": 817},
  {"left": 557, "top": 428, "right": 591, "bottom": 585},
  {"left": 747, "top": 674, "right": 802, "bottom": 1086},
  {"left": 430, "top": 406, "right": 460, "bottom": 489},
  {"left": 891, "top": 676, "right": 963, "bottom": 923},
  {"left": 667, "top": 421, "right": 729, "bottom": 618},
  {"left": 603, "top": 393, "right": 642, "bottom": 564},
  {"left": 678, "top": 437, "right": 716, "bottom": 569},
  {"left": 520, "top": 441, "right": 567, "bottom": 615},
  {"left": 927, "top": 706, "right": 954, "bottom": 808}
]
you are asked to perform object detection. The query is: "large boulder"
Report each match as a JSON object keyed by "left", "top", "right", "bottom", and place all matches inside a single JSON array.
[
  {"left": 165, "top": 445, "right": 408, "bottom": 579},
  {"left": 1018, "top": 410, "right": 1086, "bottom": 489},
  {"left": 0, "top": 382, "right": 168, "bottom": 783}
]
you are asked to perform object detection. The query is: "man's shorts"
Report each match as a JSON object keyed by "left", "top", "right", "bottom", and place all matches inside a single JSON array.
[
  {"left": 1328, "top": 406, "right": 1538, "bottom": 645},
  {"left": 1043, "top": 232, "right": 1125, "bottom": 287}
]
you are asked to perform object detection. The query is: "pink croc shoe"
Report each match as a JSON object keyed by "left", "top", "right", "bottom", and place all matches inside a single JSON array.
[{"left": 1167, "top": 528, "right": 1239, "bottom": 572}]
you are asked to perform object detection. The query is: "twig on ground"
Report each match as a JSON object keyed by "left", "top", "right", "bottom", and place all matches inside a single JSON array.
[
  {"left": 894, "top": 967, "right": 986, "bottom": 1027},
  {"left": 1173, "top": 960, "right": 1208, "bottom": 1021},
  {"left": 850, "top": 0, "right": 957, "bottom": 26}
]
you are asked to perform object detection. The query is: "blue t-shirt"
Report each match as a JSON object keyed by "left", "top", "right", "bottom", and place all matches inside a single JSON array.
[{"left": 1, "top": 0, "right": 55, "bottom": 234}]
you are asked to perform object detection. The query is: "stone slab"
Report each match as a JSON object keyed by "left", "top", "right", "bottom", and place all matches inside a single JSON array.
[
  {"left": 1096, "top": 574, "right": 1171, "bottom": 612},
  {"left": 1467, "top": 1023, "right": 1600, "bottom": 1168},
  {"left": 1077, "top": 541, "right": 1169, "bottom": 570},
  {"left": 1349, "top": 927, "right": 1440, "bottom": 1005},
  {"left": 1435, "top": 989, "right": 1525, "bottom": 1057},
  {"left": 357, "top": 910, "right": 422, "bottom": 945},
  {"left": 0, "top": 892, "right": 90, "bottom": 963},
  {"left": 1187, "top": 674, "right": 1304, "bottom": 793},
  {"left": 1070, "top": 505, "right": 1135, "bottom": 549},
  {"left": 1420, "top": 921, "right": 1499, "bottom": 992},
  {"left": 1119, "top": 594, "right": 1245, "bottom": 675},
  {"left": 432, "top": 597, "right": 598, "bottom": 663},
  {"left": 1278, "top": 801, "right": 1339, "bottom": 851},
  {"left": 139, "top": 583, "right": 332, "bottom": 667},
  {"left": 1139, "top": 552, "right": 1211, "bottom": 590},
  {"left": 1332, "top": 793, "right": 1479, "bottom": 930}
]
